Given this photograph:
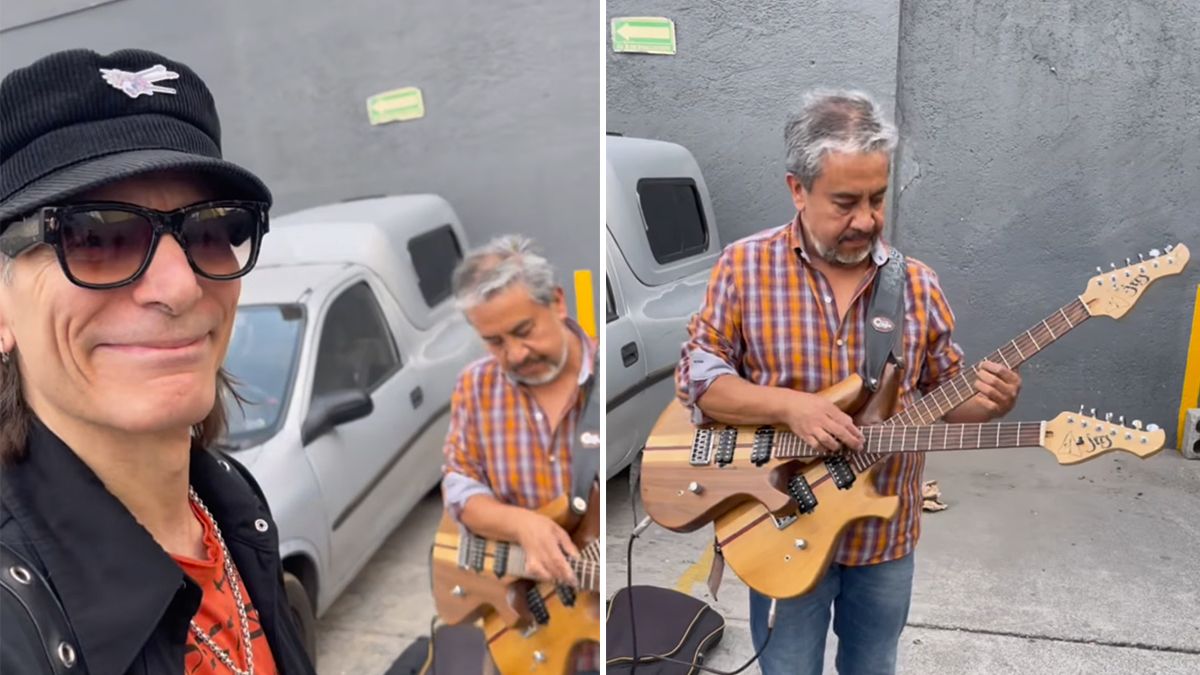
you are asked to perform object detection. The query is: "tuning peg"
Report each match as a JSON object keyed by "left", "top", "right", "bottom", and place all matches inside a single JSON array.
[
  {"left": 1096, "top": 266, "right": 1103, "bottom": 274},
  {"left": 1079, "top": 404, "right": 1085, "bottom": 414},
  {"left": 1132, "top": 420, "right": 1143, "bottom": 430},
  {"left": 1118, "top": 415, "right": 1125, "bottom": 426},
  {"left": 1090, "top": 408, "right": 1096, "bottom": 418},
  {"left": 1125, "top": 257, "right": 1132, "bottom": 266},
  {"left": 1149, "top": 249, "right": 1161, "bottom": 257},
  {"left": 1137, "top": 254, "right": 1144, "bottom": 262},
  {"left": 1109, "top": 262, "right": 1116, "bottom": 270},
  {"left": 1165, "top": 244, "right": 1174, "bottom": 253},
  {"left": 1105, "top": 412, "right": 1112, "bottom": 422},
  {"left": 1146, "top": 423, "right": 1160, "bottom": 432}
]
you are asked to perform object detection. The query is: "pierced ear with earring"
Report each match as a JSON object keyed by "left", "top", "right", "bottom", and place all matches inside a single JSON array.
[{"left": 1, "top": 335, "right": 9, "bottom": 365}]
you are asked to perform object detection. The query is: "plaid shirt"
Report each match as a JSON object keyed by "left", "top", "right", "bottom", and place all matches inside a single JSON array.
[
  {"left": 441, "top": 320, "right": 599, "bottom": 672},
  {"left": 676, "top": 219, "right": 963, "bottom": 565},
  {"left": 441, "top": 320, "right": 597, "bottom": 513}
]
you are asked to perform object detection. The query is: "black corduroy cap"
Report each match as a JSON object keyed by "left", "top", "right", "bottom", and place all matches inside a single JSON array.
[{"left": 0, "top": 48, "right": 272, "bottom": 226}]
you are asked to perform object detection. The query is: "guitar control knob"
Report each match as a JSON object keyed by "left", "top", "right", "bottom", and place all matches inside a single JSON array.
[
  {"left": 451, "top": 585, "right": 465, "bottom": 597},
  {"left": 533, "top": 651, "right": 547, "bottom": 664},
  {"left": 794, "top": 539, "right": 808, "bottom": 549},
  {"left": 688, "top": 481, "right": 704, "bottom": 495}
]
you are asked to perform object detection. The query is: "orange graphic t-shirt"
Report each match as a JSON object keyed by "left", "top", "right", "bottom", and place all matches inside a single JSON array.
[{"left": 173, "top": 502, "right": 279, "bottom": 675}]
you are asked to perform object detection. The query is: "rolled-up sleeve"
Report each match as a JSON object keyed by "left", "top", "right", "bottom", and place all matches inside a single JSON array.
[
  {"left": 441, "top": 373, "right": 492, "bottom": 519},
  {"left": 675, "top": 248, "right": 744, "bottom": 423},
  {"left": 917, "top": 267, "right": 965, "bottom": 394}
]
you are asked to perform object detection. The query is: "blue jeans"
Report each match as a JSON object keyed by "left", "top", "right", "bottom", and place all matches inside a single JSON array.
[{"left": 749, "top": 554, "right": 915, "bottom": 675}]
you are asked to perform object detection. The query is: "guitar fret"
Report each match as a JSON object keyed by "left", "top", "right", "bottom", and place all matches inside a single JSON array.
[
  {"left": 1011, "top": 339, "right": 1025, "bottom": 360},
  {"left": 1042, "top": 319, "right": 1058, "bottom": 340},
  {"left": 996, "top": 422, "right": 1001, "bottom": 447},
  {"left": 1059, "top": 306, "right": 1074, "bottom": 328},
  {"left": 996, "top": 349, "right": 1013, "bottom": 369},
  {"left": 1026, "top": 329, "right": 1041, "bottom": 350}
]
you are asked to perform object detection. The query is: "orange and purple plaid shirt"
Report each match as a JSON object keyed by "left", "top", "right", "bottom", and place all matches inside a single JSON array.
[
  {"left": 676, "top": 218, "right": 964, "bottom": 565},
  {"left": 442, "top": 320, "right": 597, "bottom": 513}
]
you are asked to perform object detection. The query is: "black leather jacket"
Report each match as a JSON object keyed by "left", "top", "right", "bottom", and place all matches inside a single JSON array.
[{"left": 0, "top": 420, "right": 317, "bottom": 675}]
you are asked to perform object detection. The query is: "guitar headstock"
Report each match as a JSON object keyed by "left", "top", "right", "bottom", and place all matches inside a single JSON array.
[
  {"left": 1079, "top": 243, "right": 1189, "bottom": 319},
  {"left": 1042, "top": 410, "right": 1166, "bottom": 464}
]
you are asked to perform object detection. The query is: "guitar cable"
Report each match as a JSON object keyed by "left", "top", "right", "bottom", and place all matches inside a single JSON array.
[{"left": 622, "top": 471, "right": 776, "bottom": 675}]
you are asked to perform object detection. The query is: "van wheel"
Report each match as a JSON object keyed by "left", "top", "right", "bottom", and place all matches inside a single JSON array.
[{"left": 284, "top": 571, "right": 317, "bottom": 662}]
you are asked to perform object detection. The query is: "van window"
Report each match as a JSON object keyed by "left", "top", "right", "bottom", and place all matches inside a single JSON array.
[
  {"left": 312, "top": 282, "right": 402, "bottom": 397},
  {"left": 637, "top": 178, "right": 709, "bottom": 264},
  {"left": 408, "top": 225, "right": 462, "bottom": 306}
]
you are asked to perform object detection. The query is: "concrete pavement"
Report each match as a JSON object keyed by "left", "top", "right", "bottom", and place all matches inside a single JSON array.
[
  {"left": 315, "top": 490, "right": 444, "bottom": 675},
  {"left": 606, "top": 447, "right": 1200, "bottom": 674}
]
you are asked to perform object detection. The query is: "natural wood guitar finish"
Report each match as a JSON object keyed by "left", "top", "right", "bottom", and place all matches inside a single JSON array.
[{"left": 431, "top": 484, "right": 600, "bottom": 674}]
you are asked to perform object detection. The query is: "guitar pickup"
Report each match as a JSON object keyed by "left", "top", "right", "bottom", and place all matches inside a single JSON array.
[
  {"left": 825, "top": 456, "right": 856, "bottom": 490},
  {"left": 750, "top": 426, "right": 774, "bottom": 466},
  {"left": 526, "top": 586, "right": 550, "bottom": 625},
  {"left": 715, "top": 428, "right": 738, "bottom": 466},
  {"left": 788, "top": 475, "right": 819, "bottom": 514},
  {"left": 467, "top": 534, "right": 486, "bottom": 572},
  {"left": 556, "top": 583, "right": 577, "bottom": 608},
  {"left": 493, "top": 541, "right": 509, "bottom": 577},
  {"left": 689, "top": 428, "right": 714, "bottom": 466}
]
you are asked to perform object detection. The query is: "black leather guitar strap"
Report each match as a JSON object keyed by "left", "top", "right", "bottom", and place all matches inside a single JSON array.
[
  {"left": 862, "top": 247, "right": 908, "bottom": 390},
  {"left": 0, "top": 541, "right": 83, "bottom": 674},
  {"left": 568, "top": 348, "right": 601, "bottom": 515}
]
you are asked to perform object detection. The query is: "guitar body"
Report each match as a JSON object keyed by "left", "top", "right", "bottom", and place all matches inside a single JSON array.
[
  {"left": 483, "top": 580, "right": 600, "bottom": 674},
  {"left": 640, "top": 374, "right": 871, "bottom": 532},
  {"left": 431, "top": 484, "right": 601, "bottom": 674},
  {"left": 713, "top": 363, "right": 905, "bottom": 599}
]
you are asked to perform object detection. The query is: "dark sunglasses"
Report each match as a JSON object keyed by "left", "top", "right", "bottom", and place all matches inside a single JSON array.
[{"left": 0, "top": 200, "right": 269, "bottom": 289}]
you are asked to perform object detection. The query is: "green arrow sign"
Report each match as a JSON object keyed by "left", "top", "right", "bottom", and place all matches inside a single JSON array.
[
  {"left": 611, "top": 17, "right": 676, "bottom": 55},
  {"left": 367, "top": 87, "right": 425, "bottom": 125}
]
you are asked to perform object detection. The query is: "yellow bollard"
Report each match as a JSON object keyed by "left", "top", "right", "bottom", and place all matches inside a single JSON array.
[
  {"left": 573, "top": 269, "right": 597, "bottom": 339},
  {"left": 1178, "top": 284, "right": 1200, "bottom": 451}
]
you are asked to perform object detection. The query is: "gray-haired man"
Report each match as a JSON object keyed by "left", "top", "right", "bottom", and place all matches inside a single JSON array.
[
  {"left": 439, "top": 235, "right": 599, "bottom": 672},
  {"left": 675, "top": 90, "right": 1021, "bottom": 673}
]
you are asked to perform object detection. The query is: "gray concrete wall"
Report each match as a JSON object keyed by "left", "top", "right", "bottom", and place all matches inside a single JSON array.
[
  {"left": 0, "top": 0, "right": 601, "bottom": 312},
  {"left": 893, "top": 1, "right": 1199, "bottom": 443},
  {"left": 607, "top": 0, "right": 1199, "bottom": 444},
  {"left": 606, "top": 0, "right": 900, "bottom": 242}
]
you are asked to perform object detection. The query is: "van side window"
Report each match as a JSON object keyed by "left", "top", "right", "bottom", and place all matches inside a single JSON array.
[
  {"left": 637, "top": 178, "right": 709, "bottom": 264},
  {"left": 408, "top": 224, "right": 463, "bottom": 306},
  {"left": 606, "top": 277, "right": 618, "bottom": 323},
  {"left": 313, "top": 282, "right": 402, "bottom": 397}
]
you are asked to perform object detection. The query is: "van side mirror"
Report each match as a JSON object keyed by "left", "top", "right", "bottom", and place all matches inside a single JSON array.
[{"left": 301, "top": 389, "right": 374, "bottom": 445}]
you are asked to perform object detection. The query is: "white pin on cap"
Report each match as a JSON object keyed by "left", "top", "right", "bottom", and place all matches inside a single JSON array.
[{"left": 99, "top": 64, "right": 179, "bottom": 98}]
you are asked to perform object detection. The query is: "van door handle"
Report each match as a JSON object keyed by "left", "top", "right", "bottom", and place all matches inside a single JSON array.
[
  {"left": 621, "top": 342, "right": 639, "bottom": 367},
  {"left": 410, "top": 386, "right": 424, "bottom": 409}
]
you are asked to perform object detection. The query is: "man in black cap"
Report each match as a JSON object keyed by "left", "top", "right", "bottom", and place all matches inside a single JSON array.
[{"left": 0, "top": 49, "right": 316, "bottom": 675}]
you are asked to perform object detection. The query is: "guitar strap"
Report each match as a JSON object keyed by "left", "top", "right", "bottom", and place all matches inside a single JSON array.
[
  {"left": 862, "top": 246, "right": 908, "bottom": 390},
  {"left": 568, "top": 347, "right": 601, "bottom": 515}
]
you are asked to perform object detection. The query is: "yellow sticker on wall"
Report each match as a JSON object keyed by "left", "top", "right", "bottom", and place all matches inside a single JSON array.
[
  {"left": 611, "top": 17, "right": 677, "bottom": 55},
  {"left": 367, "top": 87, "right": 425, "bottom": 125}
]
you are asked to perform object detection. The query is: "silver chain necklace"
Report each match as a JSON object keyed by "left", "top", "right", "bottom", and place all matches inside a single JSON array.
[{"left": 187, "top": 487, "right": 256, "bottom": 675}]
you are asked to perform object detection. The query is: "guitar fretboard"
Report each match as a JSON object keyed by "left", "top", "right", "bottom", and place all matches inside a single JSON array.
[
  {"left": 460, "top": 535, "right": 600, "bottom": 592},
  {"left": 774, "top": 421, "right": 1044, "bottom": 461}
]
